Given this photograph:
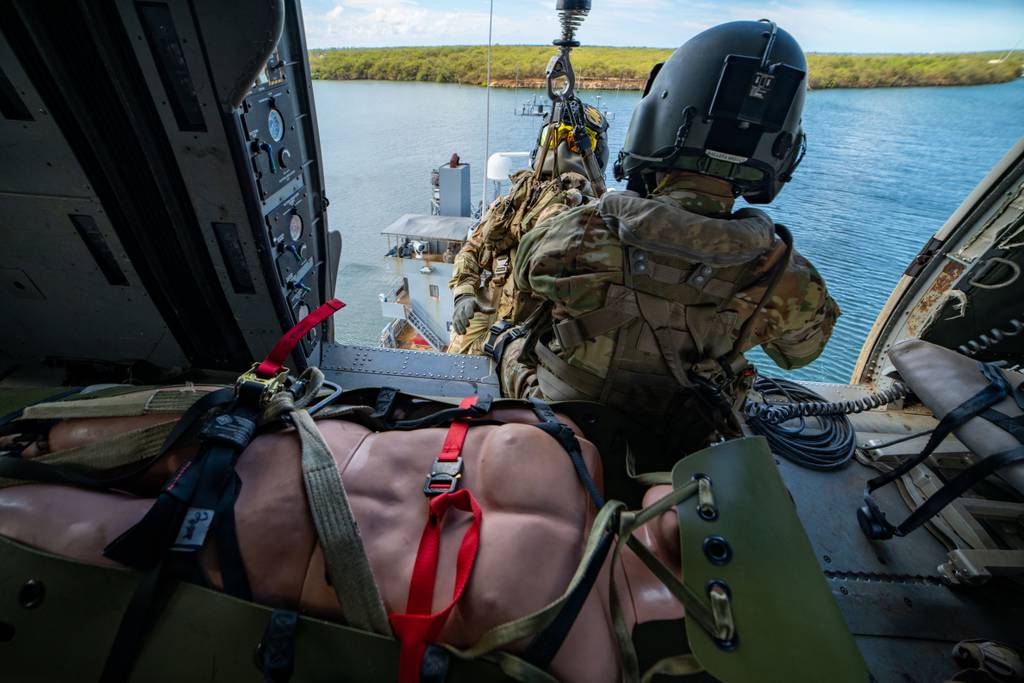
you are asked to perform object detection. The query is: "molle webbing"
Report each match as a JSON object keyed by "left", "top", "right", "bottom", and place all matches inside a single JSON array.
[{"left": 534, "top": 193, "right": 778, "bottom": 414}]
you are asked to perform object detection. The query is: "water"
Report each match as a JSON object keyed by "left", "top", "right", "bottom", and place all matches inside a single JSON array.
[{"left": 318, "top": 78, "right": 1024, "bottom": 383}]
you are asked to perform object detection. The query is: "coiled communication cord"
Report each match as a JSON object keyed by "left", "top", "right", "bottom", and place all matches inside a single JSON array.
[
  {"left": 743, "top": 377, "right": 910, "bottom": 471},
  {"left": 958, "top": 313, "right": 1024, "bottom": 357}
]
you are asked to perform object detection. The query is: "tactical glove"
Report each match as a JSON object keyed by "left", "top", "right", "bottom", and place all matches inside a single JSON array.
[{"left": 452, "top": 295, "right": 493, "bottom": 335}]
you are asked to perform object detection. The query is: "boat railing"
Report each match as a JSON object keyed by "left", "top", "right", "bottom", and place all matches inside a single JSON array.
[
  {"left": 407, "top": 301, "right": 447, "bottom": 351},
  {"left": 379, "top": 277, "right": 406, "bottom": 303}
]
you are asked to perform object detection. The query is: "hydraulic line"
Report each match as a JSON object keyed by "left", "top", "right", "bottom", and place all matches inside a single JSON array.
[{"left": 743, "top": 377, "right": 910, "bottom": 471}]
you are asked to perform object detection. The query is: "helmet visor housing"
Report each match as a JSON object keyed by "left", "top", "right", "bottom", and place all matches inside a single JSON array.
[{"left": 616, "top": 20, "right": 807, "bottom": 204}]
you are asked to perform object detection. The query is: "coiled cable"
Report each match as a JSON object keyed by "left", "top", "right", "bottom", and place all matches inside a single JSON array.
[
  {"left": 743, "top": 377, "right": 909, "bottom": 471},
  {"left": 958, "top": 313, "right": 1024, "bottom": 356}
]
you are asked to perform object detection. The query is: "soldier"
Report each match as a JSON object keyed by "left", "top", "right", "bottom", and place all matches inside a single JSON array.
[
  {"left": 447, "top": 105, "right": 609, "bottom": 355},
  {"left": 496, "top": 20, "right": 841, "bottom": 451}
]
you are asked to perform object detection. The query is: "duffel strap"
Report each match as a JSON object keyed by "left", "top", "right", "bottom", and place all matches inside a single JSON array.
[
  {"left": 21, "top": 385, "right": 217, "bottom": 421},
  {"left": 389, "top": 489, "right": 483, "bottom": 683},
  {"left": 291, "top": 404, "right": 390, "bottom": 635},
  {"left": 0, "top": 387, "right": 235, "bottom": 490}
]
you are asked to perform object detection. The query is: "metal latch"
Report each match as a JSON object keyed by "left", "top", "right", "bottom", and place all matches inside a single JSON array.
[{"left": 904, "top": 237, "right": 945, "bottom": 278}]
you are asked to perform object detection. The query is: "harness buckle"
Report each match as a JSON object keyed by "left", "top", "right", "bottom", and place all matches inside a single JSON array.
[
  {"left": 423, "top": 457, "right": 464, "bottom": 497},
  {"left": 236, "top": 362, "right": 289, "bottom": 405}
]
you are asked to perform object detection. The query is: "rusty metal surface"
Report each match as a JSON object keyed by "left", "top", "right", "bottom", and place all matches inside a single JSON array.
[{"left": 905, "top": 259, "right": 966, "bottom": 337}]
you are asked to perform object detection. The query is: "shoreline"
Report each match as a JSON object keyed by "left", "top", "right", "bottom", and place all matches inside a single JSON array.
[{"left": 310, "top": 47, "right": 1022, "bottom": 91}]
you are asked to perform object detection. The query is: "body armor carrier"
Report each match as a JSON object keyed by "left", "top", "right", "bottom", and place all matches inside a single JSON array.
[{"left": 533, "top": 191, "right": 791, "bottom": 423}]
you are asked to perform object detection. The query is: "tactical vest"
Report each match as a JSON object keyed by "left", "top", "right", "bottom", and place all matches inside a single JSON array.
[
  {"left": 534, "top": 191, "right": 787, "bottom": 420},
  {"left": 480, "top": 169, "right": 587, "bottom": 320}
]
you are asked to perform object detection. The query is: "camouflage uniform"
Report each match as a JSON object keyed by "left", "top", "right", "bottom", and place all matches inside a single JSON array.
[
  {"left": 500, "top": 172, "right": 840, "bottom": 409},
  {"left": 448, "top": 170, "right": 589, "bottom": 355}
]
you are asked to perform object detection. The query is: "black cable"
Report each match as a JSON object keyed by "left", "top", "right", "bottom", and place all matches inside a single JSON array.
[{"left": 743, "top": 376, "right": 909, "bottom": 471}]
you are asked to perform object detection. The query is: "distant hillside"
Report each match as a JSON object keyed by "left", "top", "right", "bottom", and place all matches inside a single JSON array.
[{"left": 309, "top": 45, "right": 1022, "bottom": 90}]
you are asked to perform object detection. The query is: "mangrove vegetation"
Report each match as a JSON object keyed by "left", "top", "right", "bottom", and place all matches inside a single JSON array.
[{"left": 309, "top": 46, "right": 1022, "bottom": 90}]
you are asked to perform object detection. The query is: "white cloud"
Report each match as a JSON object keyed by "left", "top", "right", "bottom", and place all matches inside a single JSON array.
[
  {"left": 305, "top": 1, "right": 490, "bottom": 48},
  {"left": 302, "top": 0, "right": 1024, "bottom": 52}
]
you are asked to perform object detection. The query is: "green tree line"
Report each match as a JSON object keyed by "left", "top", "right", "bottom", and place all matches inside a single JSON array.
[{"left": 309, "top": 45, "right": 1022, "bottom": 90}]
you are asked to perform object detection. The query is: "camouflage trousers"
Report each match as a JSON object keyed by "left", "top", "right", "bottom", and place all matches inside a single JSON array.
[
  {"left": 498, "top": 336, "right": 543, "bottom": 399},
  {"left": 447, "top": 310, "right": 496, "bottom": 356}
]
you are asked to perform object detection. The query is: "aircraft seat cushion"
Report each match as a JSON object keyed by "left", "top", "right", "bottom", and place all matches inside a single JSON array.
[{"left": 889, "top": 338, "right": 1024, "bottom": 494}]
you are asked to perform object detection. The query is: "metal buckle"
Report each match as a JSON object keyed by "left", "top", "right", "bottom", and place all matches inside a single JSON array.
[
  {"left": 235, "top": 362, "right": 289, "bottom": 405},
  {"left": 423, "top": 457, "right": 463, "bottom": 497},
  {"left": 307, "top": 381, "right": 343, "bottom": 416}
]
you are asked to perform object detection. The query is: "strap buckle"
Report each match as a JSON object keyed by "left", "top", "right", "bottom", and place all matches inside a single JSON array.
[
  {"left": 235, "top": 362, "right": 289, "bottom": 405},
  {"left": 483, "top": 320, "right": 514, "bottom": 357},
  {"left": 423, "top": 457, "right": 463, "bottom": 497}
]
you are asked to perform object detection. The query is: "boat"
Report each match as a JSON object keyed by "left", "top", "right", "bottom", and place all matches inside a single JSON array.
[{"left": 0, "top": 0, "right": 1022, "bottom": 681}]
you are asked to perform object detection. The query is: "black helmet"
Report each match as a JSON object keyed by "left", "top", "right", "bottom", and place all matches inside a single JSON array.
[
  {"left": 530, "top": 100, "right": 610, "bottom": 179},
  {"left": 614, "top": 20, "right": 807, "bottom": 204}
]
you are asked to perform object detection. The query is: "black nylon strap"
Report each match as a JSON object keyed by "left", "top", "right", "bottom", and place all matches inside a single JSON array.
[
  {"left": 488, "top": 326, "right": 527, "bottom": 364},
  {"left": 101, "top": 396, "right": 261, "bottom": 681},
  {"left": 865, "top": 364, "right": 1010, "bottom": 495},
  {"left": 371, "top": 387, "right": 400, "bottom": 421},
  {"left": 522, "top": 398, "right": 609, "bottom": 671},
  {"left": 0, "top": 387, "right": 234, "bottom": 490},
  {"left": 865, "top": 445, "right": 1024, "bottom": 539},
  {"left": 388, "top": 395, "right": 494, "bottom": 431},
  {"left": 98, "top": 561, "right": 176, "bottom": 683},
  {"left": 530, "top": 398, "right": 604, "bottom": 508},
  {"left": 523, "top": 529, "right": 614, "bottom": 669},
  {"left": 260, "top": 610, "right": 300, "bottom": 683},
  {"left": 419, "top": 644, "right": 452, "bottom": 683},
  {"left": 859, "top": 362, "right": 1022, "bottom": 540}
]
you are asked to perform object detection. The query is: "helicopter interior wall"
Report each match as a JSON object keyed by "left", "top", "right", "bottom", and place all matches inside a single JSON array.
[
  {"left": 0, "top": 21, "right": 189, "bottom": 373},
  {"left": 0, "top": 0, "right": 335, "bottom": 381}
]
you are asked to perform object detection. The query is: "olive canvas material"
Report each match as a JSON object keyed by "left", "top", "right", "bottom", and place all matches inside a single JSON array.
[{"left": 671, "top": 437, "right": 869, "bottom": 682}]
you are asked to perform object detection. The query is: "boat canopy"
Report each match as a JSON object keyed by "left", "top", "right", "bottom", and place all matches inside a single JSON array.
[{"left": 381, "top": 214, "right": 475, "bottom": 242}]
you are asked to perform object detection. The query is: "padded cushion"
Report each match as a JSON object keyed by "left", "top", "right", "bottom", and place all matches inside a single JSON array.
[{"left": 889, "top": 338, "right": 1024, "bottom": 494}]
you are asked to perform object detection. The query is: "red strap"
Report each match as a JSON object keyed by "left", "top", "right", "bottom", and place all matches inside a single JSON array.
[
  {"left": 389, "top": 489, "right": 483, "bottom": 683},
  {"left": 437, "top": 396, "right": 478, "bottom": 463},
  {"left": 255, "top": 298, "right": 345, "bottom": 378}
]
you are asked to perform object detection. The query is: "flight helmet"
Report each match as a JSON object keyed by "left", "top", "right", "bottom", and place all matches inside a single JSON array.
[
  {"left": 530, "top": 100, "right": 610, "bottom": 179},
  {"left": 614, "top": 20, "right": 807, "bottom": 204}
]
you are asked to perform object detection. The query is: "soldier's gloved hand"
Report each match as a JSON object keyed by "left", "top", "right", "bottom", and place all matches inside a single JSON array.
[{"left": 452, "top": 295, "right": 493, "bottom": 335}]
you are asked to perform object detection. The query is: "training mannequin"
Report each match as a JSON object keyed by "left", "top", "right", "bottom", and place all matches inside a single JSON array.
[{"left": 0, "top": 407, "right": 684, "bottom": 683}]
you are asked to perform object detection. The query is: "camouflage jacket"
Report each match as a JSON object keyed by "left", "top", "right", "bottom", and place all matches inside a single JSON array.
[
  {"left": 449, "top": 170, "right": 589, "bottom": 322},
  {"left": 513, "top": 173, "right": 841, "bottom": 375}
]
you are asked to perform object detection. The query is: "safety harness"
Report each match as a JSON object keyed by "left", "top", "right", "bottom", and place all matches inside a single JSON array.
[
  {"left": 859, "top": 361, "right": 1024, "bottom": 540},
  {"left": 99, "top": 299, "right": 346, "bottom": 681}
]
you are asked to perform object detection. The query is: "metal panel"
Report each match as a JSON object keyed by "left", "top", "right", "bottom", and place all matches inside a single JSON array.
[
  {"left": 320, "top": 343, "right": 499, "bottom": 398},
  {"left": 778, "top": 456, "right": 1024, "bottom": 678},
  {"left": 114, "top": 0, "right": 292, "bottom": 364}
]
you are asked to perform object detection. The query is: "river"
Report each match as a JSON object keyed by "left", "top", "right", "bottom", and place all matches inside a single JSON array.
[{"left": 316, "top": 78, "right": 1024, "bottom": 383}]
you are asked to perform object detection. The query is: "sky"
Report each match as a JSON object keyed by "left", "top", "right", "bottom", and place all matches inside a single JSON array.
[{"left": 301, "top": 0, "right": 1024, "bottom": 53}]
